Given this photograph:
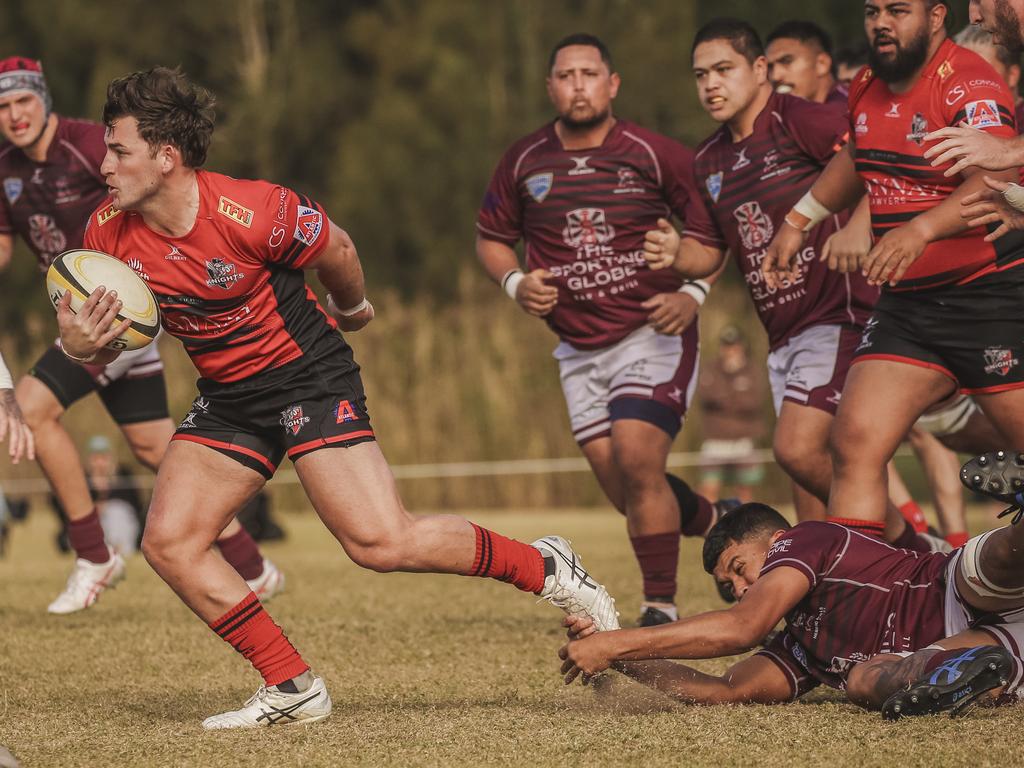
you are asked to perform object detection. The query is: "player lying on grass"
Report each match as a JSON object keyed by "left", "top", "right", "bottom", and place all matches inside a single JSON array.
[{"left": 559, "top": 455, "right": 1024, "bottom": 719}]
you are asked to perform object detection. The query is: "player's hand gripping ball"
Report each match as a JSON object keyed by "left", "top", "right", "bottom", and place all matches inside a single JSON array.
[{"left": 45, "top": 249, "right": 160, "bottom": 351}]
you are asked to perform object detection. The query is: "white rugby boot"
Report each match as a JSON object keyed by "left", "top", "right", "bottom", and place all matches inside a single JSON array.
[
  {"left": 202, "top": 675, "right": 332, "bottom": 730},
  {"left": 245, "top": 558, "right": 285, "bottom": 602},
  {"left": 47, "top": 548, "right": 126, "bottom": 614},
  {"left": 533, "top": 535, "right": 620, "bottom": 631}
]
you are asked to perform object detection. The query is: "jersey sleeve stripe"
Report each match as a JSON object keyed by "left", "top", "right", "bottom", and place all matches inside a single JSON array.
[
  {"left": 760, "top": 559, "right": 817, "bottom": 587},
  {"left": 621, "top": 130, "right": 663, "bottom": 187}
]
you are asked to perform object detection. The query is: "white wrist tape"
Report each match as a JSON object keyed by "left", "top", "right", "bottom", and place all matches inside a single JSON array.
[
  {"left": 502, "top": 269, "right": 525, "bottom": 300},
  {"left": 1003, "top": 182, "right": 1024, "bottom": 212},
  {"left": 678, "top": 279, "right": 710, "bottom": 306},
  {"left": 790, "top": 192, "right": 833, "bottom": 231},
  {"left": 0, "top": 352, "right": 11, "bottom": 390},
  {"left": 337, "top": 297, "right": 370, "bottom": 317}
]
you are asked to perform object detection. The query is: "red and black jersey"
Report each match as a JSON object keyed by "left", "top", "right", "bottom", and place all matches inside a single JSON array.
[
  {"left": 0, "top": 116, "right": 108, "bottom": 269},
  {"left": 477, "top": 119, "right": 698, "bottom": 350},
  {"left": 84, "top": 170, "right": 335, "bottom": 383},
  {"left": 850, "top": 39, "right": 1024, "bottom": 291}
]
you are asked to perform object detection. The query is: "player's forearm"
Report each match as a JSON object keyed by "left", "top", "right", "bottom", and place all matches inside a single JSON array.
[
  {"left": 0, "top": 234, "right": 12, "bottom": 272},
  {"left": 911, "top": 167, "right": 1019, "bottom": 243},
  {"left": 807, "top": 144, "right": 865, "bottom": 216},
  {"left": 613, "top": 659, "right": 744, "bottom": 704},
  {"left": 606, "top": 610, "right": 760, "bottom": 662},
  {"left": 314, "top": 224, "right": 366, "bottom": 310},
  {"left": 475, "top": 235, "right": 520, "bottom": 284},
  {"left": 674, "top": 238, "right": 725, "bottom": 279}
]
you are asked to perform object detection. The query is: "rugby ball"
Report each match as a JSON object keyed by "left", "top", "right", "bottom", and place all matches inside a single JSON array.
[{"left": 46, "top": 249, "right": 160, "bottom": 351}]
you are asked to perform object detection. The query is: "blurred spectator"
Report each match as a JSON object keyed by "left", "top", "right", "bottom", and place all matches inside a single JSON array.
[
  {"left": 697, "top": 326, "right": 769, "bottom": 503},
  {"left": 833, "top": 41, "right": 869, "bottom": 85}
]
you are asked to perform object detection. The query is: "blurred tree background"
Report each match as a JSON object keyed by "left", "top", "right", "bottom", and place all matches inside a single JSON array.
[{"left": 0, "top": 1, "right": 921, "bottom": 509}]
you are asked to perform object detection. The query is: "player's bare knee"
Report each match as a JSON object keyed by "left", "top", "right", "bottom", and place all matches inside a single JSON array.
[{"left": 348, "top": 543, "right": 405, "bottom": 573}]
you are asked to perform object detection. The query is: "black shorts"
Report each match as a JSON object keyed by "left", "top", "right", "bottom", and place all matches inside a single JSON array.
[
  {"left": 853, "top": 269, "right": 1024, "bottom": 394},
  {"left": 172, "top": 336, "right": 375, "bottom": 479},
  {"left": 30, "top": 344, "right": 170, "bottom": 424}
]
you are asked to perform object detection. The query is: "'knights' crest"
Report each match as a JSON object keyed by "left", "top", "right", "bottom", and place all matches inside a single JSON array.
[
  {"left": 525, "top": 173, "right": 553, "bottom": 203},
  {"left": 984, "top": 347, "right": 1019, "bottom": 377},
  {"left": 907, "top": 113, "right": 929, "bottom": 145},
  {"left": 280, "top": 405, "right": 311, "bottom": 435},
  {"left": 205, "top": 258, "right": 245, "bottom": 290}
]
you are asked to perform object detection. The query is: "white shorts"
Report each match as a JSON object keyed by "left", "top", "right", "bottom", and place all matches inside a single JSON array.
[
  {"left": 944, "top": 548, "right": 1024, "bottom": 700},
  {"left": 766, "top": 324, "right": 859, "bottom": 416},
  {"left": 555, "top": 324, "right": 699, "bottom": 445},
  {"left": 916, "top": 394, "right": 978, "bottom": 437}
]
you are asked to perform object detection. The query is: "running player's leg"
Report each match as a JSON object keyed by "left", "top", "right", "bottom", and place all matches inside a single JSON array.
[
  {"left": 578, "top": 436, "right": 625, "bottom": 513},
  {"left": 908, "top": 427, "right": 967, "bottom": 546},
  {"left": 827, "top": 359, "right": 956, "bottom": 531},
  {"left": 772, "top": 401, "right": 833, "bottom": 521},
  {"left": 887, "top": 461, "right": 928, "bottom": 533}
]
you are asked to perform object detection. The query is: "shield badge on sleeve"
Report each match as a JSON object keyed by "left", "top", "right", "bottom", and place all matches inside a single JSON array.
[{"left": 525, "top": 173, "right": 553, "bottom": 203}]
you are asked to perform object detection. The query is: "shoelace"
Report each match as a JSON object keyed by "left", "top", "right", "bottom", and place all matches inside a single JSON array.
[
  {"left": 539, "top": 573, "right": 619, "bottom": 630},
  {"left": 997, "top": 492, "right": 1024, "bottom": 525}
]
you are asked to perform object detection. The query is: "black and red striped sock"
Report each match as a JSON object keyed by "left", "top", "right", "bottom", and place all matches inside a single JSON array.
[
  {"left": 217, "top": 527, "right": 264, "bottom": 581},
  {"left": 209, "top": 592, "right": 308, "bottom": 686},
  {"left": 67, "top": 508, "right": 110, "bottom": 564},
  {"left": 629, "top": 532, "right": 679, "bottom": 601},
  {"left": 469, "top": 524, "right": 546, "bottom": 594}
]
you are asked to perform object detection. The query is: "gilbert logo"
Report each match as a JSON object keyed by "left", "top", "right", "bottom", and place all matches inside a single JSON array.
[
  {"left": 217, "top": 196, "right": 254, "bottom": 228},
  {"left": 97, "top": 204, "right": 121, "bottom": 226}
]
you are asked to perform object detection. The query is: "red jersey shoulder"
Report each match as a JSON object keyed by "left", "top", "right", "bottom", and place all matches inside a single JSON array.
[
  {"left": 84, "top": 195, "right": 125, "bottom": 244},
  {"left": 847, "top": 65, "right": 877, "bottom": 115},
  {"left": 939, "top": 43, "right": 1015, "bottom": 121}
]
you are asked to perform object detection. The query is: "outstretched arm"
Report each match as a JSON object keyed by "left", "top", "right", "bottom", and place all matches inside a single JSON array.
[
  {"left": 614, "top": 654, "right": 795, "bottom": 705},
  {"left": 308, "top": 221, "right": 374, "bottom": 332}
]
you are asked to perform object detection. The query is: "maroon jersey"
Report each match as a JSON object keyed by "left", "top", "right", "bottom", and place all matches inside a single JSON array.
[
  {"left": 477, "top": 119, "right": 698, "bottom": 350},
  {"left": 825, "top": 82, "right": 850, "bottom": 112},
  {"left": 84, "top": 170, "right": 335, "bottom": 383},
  {"left": 850, "top": 39, "right": 1024, "bottom": 291},
  {"left": 0, "top": 116, "right": 107, "bottom": 269},
  {"left": 685, "top": 92, "right": 878, "bottom": 349},
  {"left": 756, "top": 521, "right": 950, "bottom": 696}
]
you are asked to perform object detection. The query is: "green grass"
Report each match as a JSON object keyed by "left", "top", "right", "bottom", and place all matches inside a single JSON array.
[{"left": 0, "top": 506, "right": 1020, "bottom": 767}]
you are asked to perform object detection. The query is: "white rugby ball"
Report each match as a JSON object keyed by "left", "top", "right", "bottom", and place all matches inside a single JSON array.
[{"left": 46, "top": 249, "right": 160, "bottom": 352}]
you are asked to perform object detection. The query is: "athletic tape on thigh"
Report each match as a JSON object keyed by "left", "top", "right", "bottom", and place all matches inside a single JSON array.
[
  {"left": 961, "top": 530, "right": 1024, "bottom": 599},
  {"left": 916, "top": 394, "right": 977, "bottom": 437}
]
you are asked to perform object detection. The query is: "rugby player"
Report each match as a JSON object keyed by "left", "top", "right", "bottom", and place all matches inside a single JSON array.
[
  {"left": 0, "top": 57, "right": 281, "bottom": 613},
  {"left": 0, "top": 349, "right": 32, "bottom": 463},
  {"left": 559, "top": 489, "right": 1024, "bottom": 719},
  {"left": 642, "top": 21, "right": 941, "bottom": 548},
  {"left": 766, "top": 20, "right": 848, "bottom": 105},
  {"left": 763, "top": 0, "right": 1024, "bottom": 537},
  {"left": 62, "top": 66, "right": 618, "bottom": 729},
  {"left": 477, "top": 34, "right": 731, "bottom": 626}
]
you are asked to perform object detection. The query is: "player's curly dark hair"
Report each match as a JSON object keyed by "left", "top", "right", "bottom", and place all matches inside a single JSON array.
[
  {"left": 102, "top": 66, "right": 215, "bottom": 168},
  {"left": 702, "top": 502, "right": 791, "bottom": 575}
]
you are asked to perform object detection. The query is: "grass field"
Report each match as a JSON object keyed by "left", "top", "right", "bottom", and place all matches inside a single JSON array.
[{"left": 1, "top": 505, "right": 1021, "bottom": 768}]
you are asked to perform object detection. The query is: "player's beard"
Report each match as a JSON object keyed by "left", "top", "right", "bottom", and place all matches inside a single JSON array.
[
  {"left": 868, "top": 25, "right": 930, "bottom": 84},
  {"left": 560, "top": 105, "right": 611, "bottom": 131},
  {"left": 993, "top": 0, "right": 1024, "bottom": 53}
]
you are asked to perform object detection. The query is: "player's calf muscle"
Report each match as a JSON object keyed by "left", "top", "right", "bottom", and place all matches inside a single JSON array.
[{"left": 846, "top": 652, "right": 939, "bottom": 709}]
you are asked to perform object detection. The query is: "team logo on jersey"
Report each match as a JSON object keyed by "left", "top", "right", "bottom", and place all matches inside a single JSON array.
[
  {"left": 217, "top": 196, "right": 254, "bottom": 228},
  {"left": 760, "top": 150, "right": 790, "bottom": 181},
  {"left": 525, "top": 172, "right": 553, "bottom": 202},
  {"left": 945, "top": 84, "right": 967, "bottom": 107},
  {"left": 767, "top": 538, "right": 792, "bottom": 557},
  {"left": 126, "top": 257, "right": 150, "bottom": 282},
  {"left": 97, "top": 203, "right": 121, "bottom": 226},
  {"left": 731, "top": 148, "right": 751, "bottom": 170},
  {"left": 855, "top": 112, "right": 869, "bottom": 135},
  {"left": 280, "top": 405, "right": 310, "bottom": 435},
  {"left": 614, "top": 167, "right": 644, "bottom": 195},
  {"left": 937, "top": 60, "right": 954, "bottom": 80},
  {"left": 205, "top": 258, "right": 245, "bottom": 290},
  {"left": 965, "top": 99, "right": 1002, "bottom": 129},
  {"left": 335, "top": 399, "right": 358, "bottom": 423},
  {"left": 705, "top": 172, "right": 723, "bottom": 202},
  {"left": 30, "top": 168, "right": 43, "bottom": 185},
  {"left": 562, "top": 207, "right": 615, "bottom": 248},
  {"left": 28, "top": 213, "right": 66, "bottom": 256},
  {"left": 907, "top": 113, "right": 929, "bottom": 145},
  {"left": 984, "top": 347, "right": 1019, "bottom": 377},
  {"left": 294, "top": 206, "right": 323, "bottom": 246},
  {"left": 567, "top": 156, "right": 595, "bottom": 176},
  {"left": 733, "top": 201, "right": 774, "bottom": 251},
  {"left": 3, "top": 177, "right": 22, "bottom": 205},
  {"left": 885, "top": 102, "right": 901, "bottom": 118}
]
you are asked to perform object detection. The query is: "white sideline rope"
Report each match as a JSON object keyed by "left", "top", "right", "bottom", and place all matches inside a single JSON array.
[{"left": 0, "top": 448, "right": 783, "bottom": 495}]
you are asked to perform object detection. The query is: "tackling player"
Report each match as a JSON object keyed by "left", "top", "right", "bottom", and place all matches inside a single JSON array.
[
  {"left": 0, "top": 57, "right": 281, "bottom": 613},
  {"left": 559, "top": 486, "right": 1024, "bottom": 719},
  {"left": 766, "top": 20, "right": 848, "bottom": 105},
  {"left": 63, "top": 66, "right": 618, "bottom": 729},
  {"left": 763, "top": 0, "right": 1024, "bottom": 537},
  {"left": 476, "top": 34, "right": 731, "bottom": 626}
]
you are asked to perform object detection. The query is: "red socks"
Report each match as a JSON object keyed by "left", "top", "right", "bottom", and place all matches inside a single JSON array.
[
  {"left": 67, "top": 508, "right": 110, "bottom": 564},
  {"left": 899, "top": 501, "right": 928, "bottom": 533},
  {"left": 469, "top": 524, "right": 546, "bottom": 594},
  {"left": 946, "top": 531, "right": 969, "bottom": 549},
  {"left": 827, "top": 516, "right": 886, "bottom": 539},
  {"left": 210, "top": 592, "right": 308, "bottom": 686},
  {"left": 217, "top": 527, "right": 264, "bottom": 581},
  {"left": 629, "top": 532, "right": 679, "bottom": 601}
]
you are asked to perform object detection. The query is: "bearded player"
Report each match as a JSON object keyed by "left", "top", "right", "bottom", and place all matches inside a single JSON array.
[
  {"left": 477, "top": 34, "right": 733, "bottom": 626},
  {"left": 763, "top": 0, "right": 1024, "bottom": 538},
  {"left": 63, "top": 66, "right": 618, "bottom": 729},
  {"left": 559, "top": 485, "right": 1024, "bottom": 719},
  {"left": 0, "top": 57, "right": 281, "bottom": 613}
]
